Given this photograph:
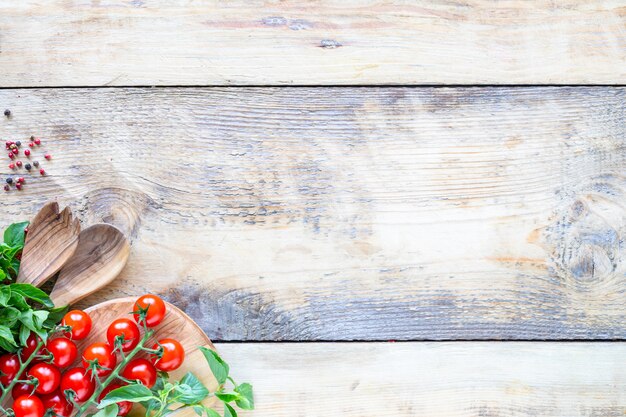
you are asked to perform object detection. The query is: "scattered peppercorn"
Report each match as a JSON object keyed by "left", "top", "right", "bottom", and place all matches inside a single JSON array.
[
  {"left": 15, "top": 183, "right": 22, "bottom": 190},
  {"left": 28, "top": 143, "right": 34, "bottom": 148},
  {"left": 11, "top": 148, "right": 18, "bottom": 155},
  {"left": 44, "top": 154, "right": 51, "bottom": 160},
  {"left": 3, "top": 109, "right": 10, "bottom": 117},
  {"left": 34, "top": 138, "right": 41, "bottom": 145},
  {"left": 6, "top": 177, "right": 13, "bottom": 184},
  {"left": 30, "top": 135, "right": 34, "bottom": 141},
  {"left": 24, "top": 163, "right": 31, "bottom": 171},
  {"left": 15, "top": 141, "right": 21, "bottom": 147},
  {"left": 8, "top": 153, "right": 14, "bottom": 160},
  {"left": 39, "top": 169, "right": 45, "bottom": 176},
  {"left": 3, "top": 185, "right": 9, "bottom": 192},
  {"left": 8, "top": 163, "right": 15, "bottom": 170},
  {"left": 33, "top": 161, "right": 39, "bottom": 167},
  {"left": 15, "top": 161, "right": 22, "bottom": 168},
  {"left": 24, "top": 149, "right": 30, "bottom": 157},
  {"left": 17, "top": 177, "right": 24, "bottom": 184}
]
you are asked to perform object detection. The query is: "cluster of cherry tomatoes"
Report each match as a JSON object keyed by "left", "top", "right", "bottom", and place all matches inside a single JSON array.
[{"left": 1, "top": 294, "right": 186, "bottom": 417}]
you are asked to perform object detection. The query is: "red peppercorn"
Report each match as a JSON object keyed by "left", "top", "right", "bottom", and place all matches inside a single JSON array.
[
  {"left": 3, "top": 185, "right": 9, "bottom": 192},
  {"left": 8, "top": 152, "right": 14, "bottom": 159},
  {"left": 17, "top": 177, "right": 24, "bottom": 183},
  {"left": 28, "top": 143, "right": 34, "bottom": 148},
  {"left": 44, "top": 154, "right": 51, "bottom": 160},
  {"left": 8, "top": 163, "right": 15, "bottom": 170},
  {"left": 12, "top": 148, "right": 18, "bottom": 155},
  {"left": 15, "top": 183, "right": 22, "bottom": 190},
  {"left": 24, "top": 149, "right": 30, "bottom": 157},
  {"left": 39, "top": 169, "right": 45, "bottom": 176},
  {"left": 34, "top": 138, "right": 41, "bottom": 145},
  {"left": 15, "top": 161, "right": 22, "bottom": 167}
]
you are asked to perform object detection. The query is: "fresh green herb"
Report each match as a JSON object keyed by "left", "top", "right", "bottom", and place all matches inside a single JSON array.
[{"left": 0, "top": 222, "right": 67, "bottom": 354}]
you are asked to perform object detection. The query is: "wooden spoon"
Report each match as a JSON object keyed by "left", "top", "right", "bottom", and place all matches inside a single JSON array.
[
  {"left": 82, "top": 298, "right": 220, "bottom": 417},
  {"left": 17, "top": 202, "right": 81, "bottom": 287},
  {"left": 49, "top": 224, "right": 130, "bottom": 307}
]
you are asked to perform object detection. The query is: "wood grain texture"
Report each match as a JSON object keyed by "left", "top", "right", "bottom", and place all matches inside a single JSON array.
[
  {"left": 0, "top": 1, "right": 625, "bottom": 86},
  {"left": 18, "top": 201, "right": 80, "bottom": 287},
  {"left": 50, "top": 223, "right": 130, "bottom": 307},
  {"left": 0, "top": 87, "right": 624, "bottom": 340},
  {"left": 215, "top": 342, "right": 626, "bottom": 416}
]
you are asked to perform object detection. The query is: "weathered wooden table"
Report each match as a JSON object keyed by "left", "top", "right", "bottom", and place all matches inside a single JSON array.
[{"left": 1, "top": 2, "right": 624, "bottom": 415}]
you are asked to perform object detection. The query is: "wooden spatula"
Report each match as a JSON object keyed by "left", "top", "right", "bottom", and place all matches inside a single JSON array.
[
  {"left": 82, "top": 298, "right": 220, "bottom": 417},
  {"left": 49, "top": 224, "right": 130, "bottom": 307},
  {"left": 17, "top": 202, "right": 81, "bottom": 287}
]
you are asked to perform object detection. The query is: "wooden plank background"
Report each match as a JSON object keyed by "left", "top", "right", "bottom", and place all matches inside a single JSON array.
[
  {"left": 0, "top": 87, "right": 623, "bottom": 340},
  {"left": 0, "top": 1, "right": 625, "bottom": 86},
  {"left": 217, "top": 342, "right": 626, "bottom": 416}
]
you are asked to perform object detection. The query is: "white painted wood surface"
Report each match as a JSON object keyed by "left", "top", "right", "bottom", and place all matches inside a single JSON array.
[
  {"left": 215, "top": 342, "right": 626, "bottom": 416},
  {"left": 0, "top": 1, "right": 624, "bottom": 86},
  {"left": 0, "top": 87, "right": 623, "bottom": 340}
]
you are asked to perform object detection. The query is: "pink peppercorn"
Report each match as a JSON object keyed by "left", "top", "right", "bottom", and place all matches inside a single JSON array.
[
  {"left": 8, "top": 163, "right": 15, "bottom": 170},
  {"left": 28, "top": 143, "right": 34, "bottom": 148},
  {"left": 15, "top": 183, "right": 22, "bottom": 190},
  {"left": 8, "top": 152, "right": 14, "bottom": 159},
  {"left": 24, "top": 149, "right": 30, "bottom": 157},
  {"left": 12, "top": 148, "right": 18, "bottom": 155},
  {"left": 44, "top": 154, "right": 51, "bottom": 160},
  {"left": 3, "top": 185, "right": 9, "bottom": 192},
  {"left": 15, "top": 161, "right": 22, "bottom": 167},
  {"left": 34, "top": 138, "right": 41, "bottom": 145},
  {"left": 17, "top": 177, "right": 24, "bottom": 183},
  {"left": 39, "top": 169, "right": 45, "bottom": 176}
]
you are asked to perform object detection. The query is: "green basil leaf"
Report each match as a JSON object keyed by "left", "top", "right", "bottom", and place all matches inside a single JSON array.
[
  {"left": 9, "top": 292, "right": 29, "bottom": 311},
  {"left": 0, "top": 306, "right": 20, "bottom": 327},
  {"left": 174, "top": 373, "right": 209, "bottom": 405},
  {"left": 0, "top": 269, "right": 6, "bottom": 281},
  {"left": 192, "top": 405, "right": 204, "bottom": 416},
  {"left": 215, "top": 392, "right": 240, "bottom": 403},
  {"left": 234, "top": 383, "right": 254, "bottom": 410},
  {"left": 10, "top": 284, "right": 54, "bottom": 308},
  {"left": 199, "top": 346, "right": 229, "bottom": 385},
  {"left": 92, "top": 403, "right": 119, "bottom": 417},
  {"left": 4, "top": 222, "right": 28, "bottom": 247},
  {"left": 224, "top": 404, "right": 237, "bottom": 417},
  {"left": 98, "top": 384, "right": 155, "bottom": 408},
  {"left": 0, "top": 287, "right": 12, "bottom": 306},
  {"left": 0, "top": 325, "right": 18, "bottom": 349},
  {"left": 43, "top": 305, "right": 69, "bottom": 328},
  {"left": 0, "top": 336, "right": 17, "bottom": 352},
  {"left": 19, "top": 323, "right": 30, "bottom": 346},
  {"left": 204, "top": 408, "right": 221, "bottom": 417}
]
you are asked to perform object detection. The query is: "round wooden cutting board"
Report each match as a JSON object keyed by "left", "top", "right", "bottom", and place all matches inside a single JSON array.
[{"left": 82, "top": 297, "right": 220, "bottom": 416}]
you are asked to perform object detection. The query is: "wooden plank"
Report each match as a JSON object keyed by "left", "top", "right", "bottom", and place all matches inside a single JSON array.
[
  {"left": 0, "top": 1, "right": 624, "bottom": 86},
  {"left": 214, "top": 342, "right": 626, "bottom": 416},
  {"left": 0, "top": 87, "right": 624, "bottom": 340}
]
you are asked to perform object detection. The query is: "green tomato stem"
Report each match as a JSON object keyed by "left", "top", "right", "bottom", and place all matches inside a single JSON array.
[
  {"left": 74, "top": 329, "right": 154, "bottom": 417},
  {"left": 0, "top": 340, "right": 45, "bottom": 413}
]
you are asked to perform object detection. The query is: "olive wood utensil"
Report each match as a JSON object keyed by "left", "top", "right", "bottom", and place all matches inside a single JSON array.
[
  {"left": 49, "top": 224, "right": 130, "bottom": 307},
  {"left": 17, "top": 202, "right": 80, "bottom": 287}
]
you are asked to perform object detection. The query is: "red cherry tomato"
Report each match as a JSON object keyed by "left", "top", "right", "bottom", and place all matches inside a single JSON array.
[
  {"left": 27, "top": 363, "right": 61, "bottom": 395},
  {"left": 0, "top": 354, "right": 20, "bottom": 385},
  {"left": 82, "top": 343, "right": 117, "bottom": 377},
  {"left": 46, "top": 338, "right": 78, "bottom": 368},
  {"left": 133, "top": 294, "right": 166, "bottom": 327},
  {"left": 60, "top": 368, "right": 94, "bottom": 403},
  {"left": 20, "top": 333, "right": 43, "bottom": 362},
  {"left": 98, "top": 383, "right": 132, "bottom": 416},
  {"left": 121, "top": 358, "right": 157, "bottom": 388},
  {"left": 106, "top": 319, "right": 140, "bottom": 352},
  {"left": 13, "top": 395, "right": 44, "bottom": 417},
  {"left": 61, "top": 310, "right": 92, "bottom": 340},
  {"left": 12, "top": 383, "right": 34, "bottom": 399},
  {"left": 40, "top": 390, "right": 74, "bottom": 417},
  {"left": 151, "top": 339, "right": 184, "bottom": 371}
]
